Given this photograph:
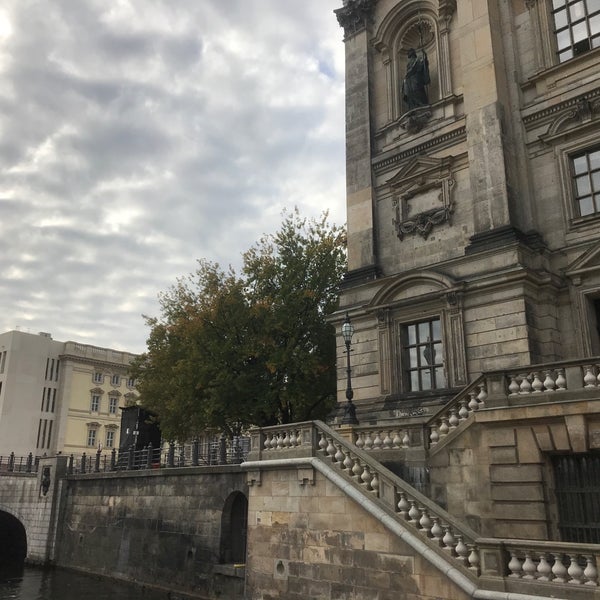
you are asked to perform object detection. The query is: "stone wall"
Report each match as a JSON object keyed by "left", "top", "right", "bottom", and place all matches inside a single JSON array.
[
  {"left": 245, "top": 465, "right": 471, "bottom": 600},
  {"left": 54, "top": 466, "right": 248, "bottom": 599}
]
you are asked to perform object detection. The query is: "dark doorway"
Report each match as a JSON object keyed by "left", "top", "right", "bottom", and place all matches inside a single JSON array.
[
  {"left": 552, "top": 453, "right": 600, "bottom": 543},
  {"left": 220, "top": 492, "right": 248, "bottom": 564},
  {"left": 0, "top": 511, "right": 27, "bottom": 567}
]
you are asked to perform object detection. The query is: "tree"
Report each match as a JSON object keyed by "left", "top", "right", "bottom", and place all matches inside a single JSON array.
[{"left": 130, "top": 209, "right": 346, "bottom": 441}]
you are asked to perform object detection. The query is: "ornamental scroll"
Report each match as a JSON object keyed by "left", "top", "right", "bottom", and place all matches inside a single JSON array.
[{"left": 389, "top": 155, "right": 455, "bottom": 240}]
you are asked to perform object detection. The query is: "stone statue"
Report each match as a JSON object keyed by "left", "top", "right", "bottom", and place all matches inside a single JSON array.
[{"left": 402, "top": 48, "right": 430, "bottom": 110}]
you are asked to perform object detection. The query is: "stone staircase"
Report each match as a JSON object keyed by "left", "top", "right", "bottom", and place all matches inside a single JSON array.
[{"left": 248, "top": 360, "right": 600, "bottom": 600}]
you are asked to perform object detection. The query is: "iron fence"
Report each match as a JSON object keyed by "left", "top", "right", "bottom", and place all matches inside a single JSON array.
[
  {"left": 0, "top": 453, "right": 40, "bottom": 474},
  {"left": 67, "top": 437, "right": 250, "bottom": 474}
]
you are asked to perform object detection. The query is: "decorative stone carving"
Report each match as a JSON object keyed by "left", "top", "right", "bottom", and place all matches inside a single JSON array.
[
  {"left": 335, "top": 0, "right": 378, "bottom": 37},
  {"left": 389, "top": 156, "right": 456, "bottom": 240},
  {"left": 541, "top": 95, "right": 600, "bottom": 141}
]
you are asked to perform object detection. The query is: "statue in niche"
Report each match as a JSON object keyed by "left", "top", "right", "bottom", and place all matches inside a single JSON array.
[{"left": 402, "top": 48, "right": 430, "bottom": 110}]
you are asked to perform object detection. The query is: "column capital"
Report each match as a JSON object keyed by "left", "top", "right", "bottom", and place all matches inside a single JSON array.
[{"left": 335, "top": 0, "right": 378, "bottom": 38}]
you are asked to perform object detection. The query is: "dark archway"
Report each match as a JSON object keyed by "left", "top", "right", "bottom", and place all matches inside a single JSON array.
[
  {"left": 220, "top": 491, "right": 248, "bottom": 564},
  {"left": 0, "top": 510, "right": 27, "bottom": 567}
]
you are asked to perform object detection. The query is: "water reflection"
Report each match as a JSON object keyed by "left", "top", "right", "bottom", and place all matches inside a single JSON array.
[{"left": 0, "top": 565, "right": 171, "bottom": 600}]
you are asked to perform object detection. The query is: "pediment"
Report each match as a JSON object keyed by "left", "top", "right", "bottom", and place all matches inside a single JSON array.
[
  {"left": 387, "top": 155, "right": 454, "bottom": 195},
  {"left": 566, "top": 242, "right": 600, "bottom": 279},
  {"left": 90, "top": 387, "right": 104, "bottom": 394}
]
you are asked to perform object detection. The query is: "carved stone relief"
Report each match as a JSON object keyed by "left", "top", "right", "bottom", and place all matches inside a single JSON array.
[{"left": 389, "top": 156, "right": 456, "bottom": 240}]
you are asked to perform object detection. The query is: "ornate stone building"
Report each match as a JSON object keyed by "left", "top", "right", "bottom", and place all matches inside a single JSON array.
[{"left": 333, "top": 0, "right": 600, "bottom": 541}]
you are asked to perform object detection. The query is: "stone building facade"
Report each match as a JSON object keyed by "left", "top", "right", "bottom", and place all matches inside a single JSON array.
[
  {"left": 332, "top": 0, "right": 600, "bottom": 544},
  {"left": 0, "top": 330, "right": 138, "bottom": 457}
]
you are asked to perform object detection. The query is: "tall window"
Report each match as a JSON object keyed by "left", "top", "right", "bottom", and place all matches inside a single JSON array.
[
  {"left": 93, "top": 372, "right": 103, "bottom": 384},
  {"left": 106, "top": 430, "right": 115, "bottom": 448},
  {"left": 572, "top": 147, "right": 600, "bottom": 216},
  {"left": 403, "top": 317, "right": 446, "bottom": 391},
  {"left": 111, "top": 374, "right": 120, "bottom": 385},
  {"left": 109, "top": 396, "right": 118, "bottom": 415},
  {"left": 90, "top": 394, "right": 100, "bottom": 412},
  {"left": 552, "top": 0, "right": 600, "bottom": 63},
  {"left": 87, "top": 429, "right": 97, "bottom": 447}
]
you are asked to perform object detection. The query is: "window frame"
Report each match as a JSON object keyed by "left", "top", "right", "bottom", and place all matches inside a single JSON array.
[
  {"left": 93, "top": 372, "right": 103, "bottom": 384},
  {"left": 90, "top": 394, "right": 100, "bottom": 413},
  {"left": 401, "top": 317, "right": 447, "bottom": 393},
  {"left": 108, "top": 396, "right": 118, "bottom": 415},
  {"left": 87, "top": 428, "right": 97, "bottom": 447},
  {"left": 106, "top": 429, "right": 115, "bottom": 449},
  {"left": 570, "top": 145, "right": 600, "bottom": 217},
  {"left": 551, "top": 0, "right": 600, "bottom": 64},
  {"left": 111, "top": 374, "right": 120, "bottom": 386}
]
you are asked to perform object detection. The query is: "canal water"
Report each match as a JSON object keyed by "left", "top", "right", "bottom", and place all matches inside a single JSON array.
[{"left": 0, "top": 565, "right": 178, "bottom": 600}]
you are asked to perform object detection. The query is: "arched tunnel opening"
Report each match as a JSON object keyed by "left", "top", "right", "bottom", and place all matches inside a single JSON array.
[{"left": 0, "top": 511, "right": 27, "bottom": 569}]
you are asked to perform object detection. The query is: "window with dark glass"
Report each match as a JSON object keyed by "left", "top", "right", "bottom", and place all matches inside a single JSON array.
[
  {"left": 87, "top": 429, "right": 97, "bottom": 447},
  {"left": 90, "top": 394, "right": 100, "bottom": 412},
  {"left": 403, "top": 317, "right": 445, "bottom": 391},
  {"left": 552, "top": 0, "right": 600, "bottom": 63},
  {"left": 109, "top": 396, "right": 118, "bottom": 414},
  {"left": 572, "top": 147, "right": 600, "bottom": 216}
]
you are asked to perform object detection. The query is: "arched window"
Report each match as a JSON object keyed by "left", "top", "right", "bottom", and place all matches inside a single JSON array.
[{"left": 220, "top": 491, "right": 248, "bottom": 564}]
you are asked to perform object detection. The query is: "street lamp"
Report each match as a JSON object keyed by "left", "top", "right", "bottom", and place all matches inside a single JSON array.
[{"left": 341, "top": 313, "right": 359, "bottom": 425}]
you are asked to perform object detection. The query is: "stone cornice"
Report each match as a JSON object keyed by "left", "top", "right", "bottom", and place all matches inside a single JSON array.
[
  {"left": 60, "top": 353, "right": 133, "bottom": 370},
  {"left": 335, "top": 0, "right": 377, "bottom": 38},
  {"left": 522, "top": 87, "right": 600, "bottom": 128},
  {"left": 372, "top": 125, "right": 466, "bottom": 174}
]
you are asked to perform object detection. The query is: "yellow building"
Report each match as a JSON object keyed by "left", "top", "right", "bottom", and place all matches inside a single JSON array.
[{"left": 0, "top": 330, "right": 138, "bottom": 458}]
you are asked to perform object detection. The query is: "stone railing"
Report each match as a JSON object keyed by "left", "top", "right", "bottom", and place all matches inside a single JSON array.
[
  {"left": 249, "top": 420, "right": 600, "bottom": 596},
  {"left": 478, "top": 538, "right": 600, "bottom": 587},
  {"left": 427, "top": 358, "right": 600, "bottom": 450}
]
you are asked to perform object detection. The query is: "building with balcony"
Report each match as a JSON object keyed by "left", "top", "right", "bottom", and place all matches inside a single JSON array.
[
  {"left": 331, "top": 0, "right": 600, "bottom": 545},
  {"left": 0, "top": 330, "right": 138, "bottom": 458}
]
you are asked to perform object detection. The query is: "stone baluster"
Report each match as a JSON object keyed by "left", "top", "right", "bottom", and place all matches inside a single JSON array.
[
  {"left": 477, "top": 384, "right": 487, "bottom": 406},
  {"left": 431, "top": 518, "right": 443, "bottom": 543},
  {"left": 543, "top": 371, "right": 556, "bottom": 392},
  {"left": 519, "top": 374, "right": 532, "bottom": 394},
  {"left": 402, "top": 430, "right": 410, "bottom": 448},
  {"left": 567, "top": 554, "right": 584, "bottom": 584},
  {"left": 408, "top": 501, "right": 421, "bottom": 524},
  {"left": 334, "top": 444, "right": 344, "bottom": 464},
  {"left": 397, "top": 492, "right": 410, "bottom": 519},
  {"left": 370, "top": 470, "right": 379, "bottom": 496},
  {"left": 522, "top": 553, "right": 537, "bottom": 579},
  {"left": 364, "top": 431, "right": 374, "bottom": 450},
  {"left": 343, "top": 450, "right": 354, "bottom": 472},
  {"left": 373, "top": 431, "right": 383, "bottom": 450},
  {"left": 442, "top": 525, "right": 455, "bottom": 553},
  {"left": 537, "top": 553, "right": 552, "bottom": 581},
  {"left": 556, "top": 369, "right": 567, "bottom": 390},
  {"left": 583, "top": 555, "right": 598, "bottom": 586},
  {"left": 393, "top": 431, "right": 402, "bottom": 448},
  {"left": 355, "top": 432, "right": 365, "bottom": 450},
  {"left": 283, "top": 431, "right": 291, "bottom": 447},
  {"left": 584, "top": 366, "right": 597, "bottom": 388},
  {"left": 467, "top": 391, "right": 478, "bottom": 413},
  {"left": 289, "top": 430, "right": 297, "bottom": 447},
  {"left": 430, "top": 425, "right": 440, "bottom": 446},
  {"left": 326, "top": 438, "right": 336, "bottom": 458},
  {"left": 455, "top": 535, "right": 468, "bottom": 564},
  {"left": 448, "top": 408, "right": 459, "bottom": 429},
  {"left": 551, "top": 553, "right": 568, "bottom": 583},
  {"left": 264, "top": 433, "right": 272, "bottom": 451},
  {"left": 508, "top": 551, "right": 522, "bottom": 578},
  {"left": 508, "top": 375, "right": 520, "bottom": 395},
  {"left": 361, "top": 464, "right": 373, "bottom": 490},
  {"left": 531, "top": 372, "right": 544, "bottom": 393},
  {"left": 418, "top": 508, "right": 431, "bottom": 534},
  {"left": 382, "top": 431, "right": 392, "bottom": 449},
  {"left": 467, "top": 545, "right": 480, "bottom": 574},
  {"left": 458, "top": 399, "right": 468, "bottom": 420},
  {"left": 318, "top": 432, "right": 327, "bottom": 453},
  {"left": 439, "top": 417, "right": 450, "bottom": 438},
  {"left": 352, "top": 457, "right": 363, "bottom": 480}
]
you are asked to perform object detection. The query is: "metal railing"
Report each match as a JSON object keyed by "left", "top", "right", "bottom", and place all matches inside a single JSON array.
[
  {"left": 0, "top": 452, "right": 40, "bottom": 474},
  {"left": 67, "top": 437, "right": 250, "bottom": 475}
]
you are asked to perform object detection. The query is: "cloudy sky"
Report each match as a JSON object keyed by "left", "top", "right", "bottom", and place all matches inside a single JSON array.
[{"left": 0, "top": 1, "right": 346, "bottom": 353}]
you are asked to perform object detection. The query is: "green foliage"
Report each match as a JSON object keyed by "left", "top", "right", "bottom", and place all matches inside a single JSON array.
[{"left": 131, "top": 209, "right": 346, "bottom": 440}]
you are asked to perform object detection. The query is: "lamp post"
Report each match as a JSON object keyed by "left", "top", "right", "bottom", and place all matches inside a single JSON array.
[{"left": 341, "top": 313, "right": 359, "bottom": 425}]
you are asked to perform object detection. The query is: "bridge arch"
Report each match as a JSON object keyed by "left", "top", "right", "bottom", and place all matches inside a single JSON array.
[
  {"left": 0, "top": 508, "right": 27, "bottom": 566},
  {"left": 220, "top": 491, "right": 248, "bottom": 564}
]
